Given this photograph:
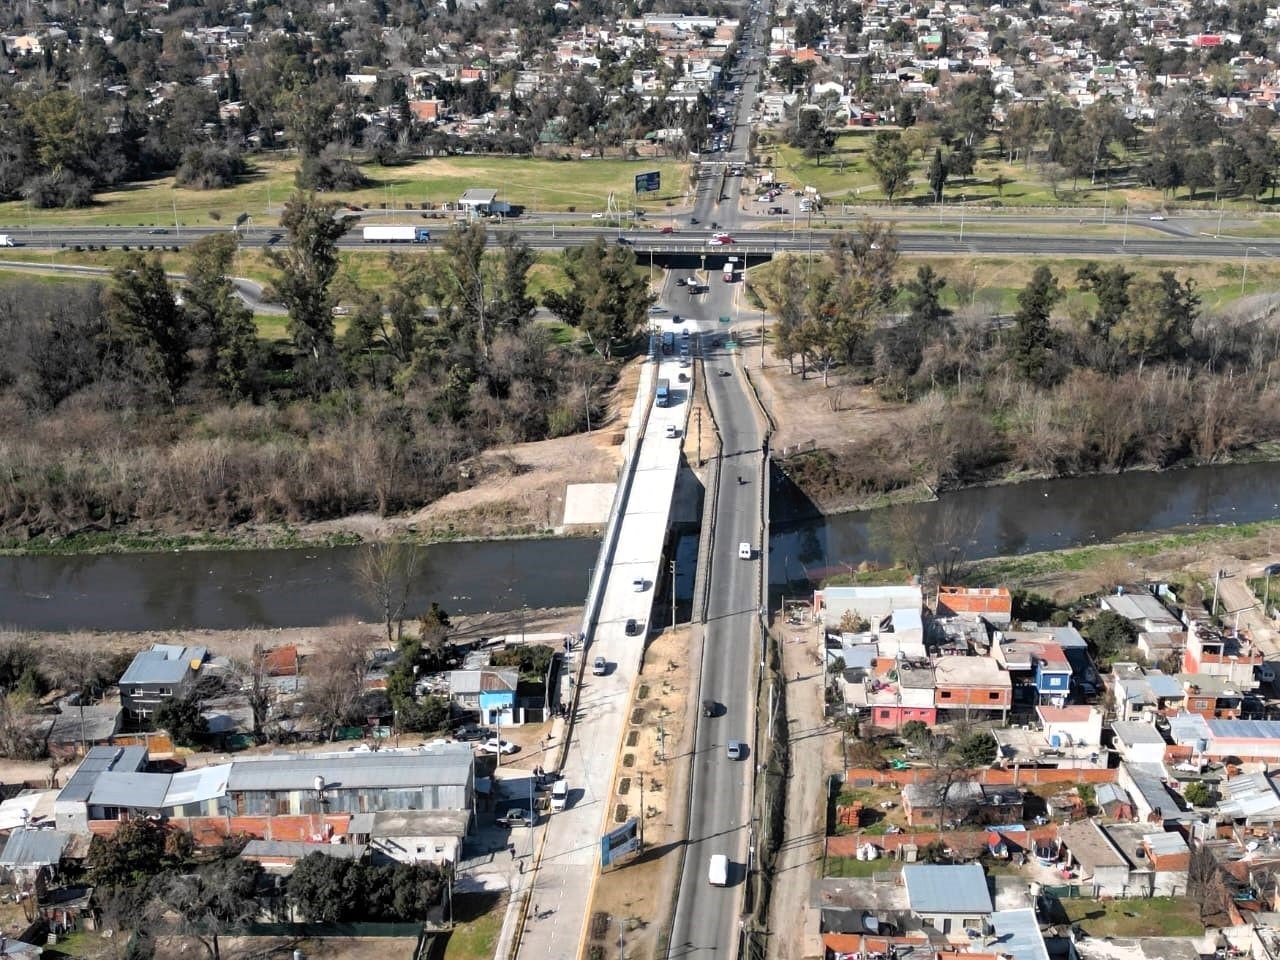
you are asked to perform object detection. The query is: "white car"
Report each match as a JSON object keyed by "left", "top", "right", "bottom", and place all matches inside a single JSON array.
[
  {"left": 665, "top": 424, "right": 679, "bottom": 438},
  {"left": 633, "top": 577, "right": 647, "bottom": 592},
  {"left": 1149, "top": 214, "right": 1166, "bottom": 221},
  {"left": 482, "top": 738, "right": 519, "bottom": 755},
  {"left": 649, "top": 305, "right": 668, "bottom": 314}
]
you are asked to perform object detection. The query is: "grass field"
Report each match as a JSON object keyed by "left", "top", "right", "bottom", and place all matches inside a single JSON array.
[
  {"left": 444, "top": 893, "right": 506, "bottom": 960},
  {"left": 1060, "top": 897, "right": 1203, "bottom": 938},
  {"left": 0, "top": 154, "right": 691, "bottom": 229}
]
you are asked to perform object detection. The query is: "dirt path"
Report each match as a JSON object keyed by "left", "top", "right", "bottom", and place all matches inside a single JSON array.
[{"left": 768, "top": 616, "right": 841, "bottom": 960}]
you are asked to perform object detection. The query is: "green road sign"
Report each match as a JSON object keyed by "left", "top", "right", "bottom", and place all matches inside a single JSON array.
[
  {"left": 725, "top": 340, "right": 738, "bottom": 350},
  {"left": 719, "top": 315, "right": 731, "bottom": 324}
]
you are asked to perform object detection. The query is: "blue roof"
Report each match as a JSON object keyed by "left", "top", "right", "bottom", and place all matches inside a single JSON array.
[
  {"left": 1209, "top": 719, "right": 1280, "bottom": 740},
  {"left": 990, "top": 909, "right": 1050, "bottom": 960},
  {"left": 903, "top": 863, "right": 992, "bottom": 916}
]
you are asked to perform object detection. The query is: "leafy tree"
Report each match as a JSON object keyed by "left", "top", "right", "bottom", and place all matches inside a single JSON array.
[
  {"left": 102, "top": 255, "right": 191, "bottom": 405},
  {"left": 948, "top": 76, "right": 996, "bottom": 147},
  {"left": 905, "top": 265, "right": 946, "bottom": 326},
  {"left": 150, "top": 860, "right": 261, "bottom": 960},
  {"left": 948, "top": 143, "right": 976, "bottom": 180},
  {"left": 543, "top": 238, "right": 654, "bottom": 358},
  {"left": 867, "top": 131, "right": 913, "bottom": 202},
  {"left": 491, "top": 644, "right": 554, "bottom": 681},
  {"left": 900, "top": 720, "right": 930, "bottom": 747},
  {"left": 184, "top": 234, "right": 259, "bottom": 400},
  {"left": 927, "top": 147, "right": 948, "bottom": 202},
  {"left": 154, "top": 694, "right": 208, "bottom": 747},
  {"left": 1010, "top": 265, "right": 1063, "bottom": 383},
  {"left": 1183, "top": 780, "right": 1213, "bottom": 807},
  {"left": 418, "top": 602, "right": 454, "bottom": 672},
  {"left": 767, "top": 255, "right": 808, "bottom": 375},
  {"left": 175, "top": 146, "right": 246, "bottom": 190},
  {"left": 957, "top": 731, "right": 997, "bottom": 768},
  {"left": 287, "top": 855, "right": 446, "bottom": 922},
  {"left": 1112, "top": 271, "right": 1198, "bottom": 369},
  {"left": 268, "top": 192, "right": 354, "bottom": 393},
  {"left": 791, "top": 108, "right": 834, "bottom": 164},
  {"left": 1076, "top": 262, "right": 1132, "bottom": 341},
  {"left": 399, "top": 695, "right": 450, "bottom": 734},
  {"left": 86, "top": 818, "right": 168, "bottom": 887},
  {"left": 1087, "top": 610, "right": 1138, "bottom": 662}
]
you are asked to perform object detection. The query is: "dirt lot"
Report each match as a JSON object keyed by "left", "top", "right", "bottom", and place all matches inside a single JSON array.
[{"left": 583, "top": 626, "right": 695, "bottom": 960}]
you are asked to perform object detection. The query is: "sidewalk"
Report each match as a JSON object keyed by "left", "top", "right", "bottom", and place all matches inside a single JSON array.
[{"left": 768, "top": 619, "right": 840, "bottom": 960}]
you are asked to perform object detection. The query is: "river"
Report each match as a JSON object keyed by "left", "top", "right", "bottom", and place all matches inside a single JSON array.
[
  {"left": 3, "top": 462, "right": 1279, "bottom": 632},
  {"left": 769, "top": 460, "right": 1280, "bottom": 590},
  {"left": 0, "top": 538, "right": 602, "bottom": 632}
]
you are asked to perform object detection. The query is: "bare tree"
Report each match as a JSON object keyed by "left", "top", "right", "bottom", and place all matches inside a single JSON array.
[
  {"left": 304, "top": 625, "right": 374, "bottom": 740},
  {"left": 150, "top": 860, "right": 260, "bottom": 960},
  {"left": 353, "top": 541, "right": 421, "bottom": 645},
  {"left": 49, "top": 646, "right": 109, "bottom": 754}
]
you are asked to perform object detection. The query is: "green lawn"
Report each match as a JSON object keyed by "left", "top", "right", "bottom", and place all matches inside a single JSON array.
[
  {"left": 0, "top": 154, "right": 691, "bottom": 229},
  {"left": 445, "top": 893, "right": 507, "bottom": 960},
  {"left": 827, "top": 856, "right": 902, "bottom": 878},
  {"left": 1062, "top": 897, "right": 1203, "bottom": 938}
]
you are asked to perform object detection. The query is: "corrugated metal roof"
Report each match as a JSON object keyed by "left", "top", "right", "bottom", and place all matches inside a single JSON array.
[
  {"left": 1143, "top": 831, "right": 1188, "bottom": 856},
  {"left": 1112, "top": 721, "right": 1167, "bottom": 745},
  {"left": 0, "top": 829, "right": 70, "bottom": 868},
  {"left": 1168, "top": 712, "right": 1212, "bottom": 745},
  {"left": 990, "top": 908, "right": 1050, "bottom": 960},
  {"left": 89, "top": 771, "right": 172, "bottom": 809},
  {"left": 902, "top": 863, "right": 992, "bottom": 915},
  {"left": 57, "top": 745, "right": 148, "bottom": 803},
  {"left": 163, "top": 764, "right": 232, "bottom": 808},
  {"left": 242, "top": 840, "right": 367, "bottom": 861},
  {"left": 1208, "top": 719, "right": 1280, "bottom": 741},
  {"left": 1147, "top": 673, "right": 1183, "bottom": 698},
  {"left": 228, "top": 748, "right": 472, "bottom": 792},
  {"left": 119, "top": 644, "right": 205, "bottom": 685},
  {"left": 1094, "top": 783, "right": 1128, "bottom": 807},
  {"left": 0, "top": 791, "right": 59, "bottom": 831}
]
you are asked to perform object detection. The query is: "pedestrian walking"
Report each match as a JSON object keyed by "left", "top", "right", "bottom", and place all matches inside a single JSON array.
[{"left": 518, "top": 861, "right": 524, "bottom": 875}]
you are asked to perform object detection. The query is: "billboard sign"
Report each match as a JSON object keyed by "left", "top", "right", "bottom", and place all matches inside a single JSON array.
[
  {"left": 600, "top": 818, "right": 641, "bottom": 867},
  {"left": 634, "top": 171, "right": 661, "bottom": 194}
]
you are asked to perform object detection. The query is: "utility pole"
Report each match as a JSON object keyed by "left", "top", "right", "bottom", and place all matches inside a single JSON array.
[
  {"left": 657, "top": 713, "right": 667, "bottom": 762},
  {"left": 1213, "top": 567, "right": 1224, "bottom": 616},
  {"left": 638, "top": 771, "right": 645, "bottom": 846},
  {"left": 670, "top": 560, "right": 677, "bottom": 630}
]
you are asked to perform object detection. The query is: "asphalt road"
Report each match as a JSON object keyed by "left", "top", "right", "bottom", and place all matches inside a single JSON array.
[
  {"left": 8, "top": 219, "right": 1280, "bottom": 262},
  {"left": 668, "top": 10, "right": 768, "bottom": 958}
]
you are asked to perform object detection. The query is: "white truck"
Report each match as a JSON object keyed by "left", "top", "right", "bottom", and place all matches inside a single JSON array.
[
  {"left": 361, "top": 225, "right": 432, "bottom": 244},
  {"left": 0, "top": 235, "right": 15, "bottom": 247}
]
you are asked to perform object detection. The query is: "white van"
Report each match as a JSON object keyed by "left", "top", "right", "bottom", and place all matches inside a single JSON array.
[
  {"left": 738, "top": 542, "right": 752, "bottom": 560},
  {"left": 708, "top": 854, "right": 729, "bottom": 886},
  {"left": 551, "top": 778, "right": 569, "bottom": 811}
]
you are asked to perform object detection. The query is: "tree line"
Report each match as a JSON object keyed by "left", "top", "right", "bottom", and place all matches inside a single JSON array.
[
  {"left": 765, "top": 222, "right": 1280, "bottom": 501},
  {"left": 0, "top": 199, "right": 657, "bottom": 540}
]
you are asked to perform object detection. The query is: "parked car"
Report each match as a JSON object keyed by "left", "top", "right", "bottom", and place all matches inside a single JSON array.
[
  {"left": 482, "top": 738, "right": 518, "bottom": 755},
  {"left": 456, "top": 724, "right": 489, "bottom": 741},
  {"left": 593, "top": 656, "right": 608, "bottom": 676},
  {"left": 497, "top": 808, "right": 533, "bottom": 826}
]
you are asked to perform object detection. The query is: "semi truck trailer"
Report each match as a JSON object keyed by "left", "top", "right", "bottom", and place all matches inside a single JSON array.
[{"left": 362, "top": 226, "right": 432, "bottom": 243}]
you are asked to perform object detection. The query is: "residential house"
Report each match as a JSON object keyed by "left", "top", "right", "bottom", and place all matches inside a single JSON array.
[
  {"left": 119, "top": 644, "right": 207, "bottom": 720},
  {"left": 932, "top": 655, "right": 1011, "bottom": 720},
  {"left": 902, "top": 863, "right": 994, "bottom": 938},
  {"left": 993, "top": 706, "right": 1105, "bottom": 769},
  {"left": 1217, "top": 771, "right": 1280, "bottom": 834},
  {"left": 54, "top": 745, "right": 149, "bottom": 833},
  {"left": 449, "top": 667, "right": 519, "bottom": 726},
  {"left": 348, "top": 809, "right": 470, "bottom": 866},
  {"left": 901, "top": 780, "right": 1022, "bottom": 828},
  {"left": 1094, "top": 783, "right": 1135, "bottom": 820},
  {"left": 1101, "top": 589, "right": 1183, "bottom": 633},
  {"left": 1057, "top": 818, "right": 1134, "bottom": 896},
  {"left": 1111, "top": 664, "right": 1184, "bottom": 720},
  {"left": 993, "top": 636, "right": 1072, "bottom": 706},
  {"left": 1117, "top": 761, "right": 1189, "bottom": 823},
  {"left": 1183, "top": 619, "right": 1262, "bottom": 687},
  {"left": 844, "top": 658, "right": 937, "bottom": 728},
  {"left": 1058, "top": 820, "right": 1189, "bottom": 897},
  {"left": 1111, "top": 720, "right": 1170, "bottom": 765},
  {"left": 1177, "top": 674, "right": 1246, "bottom": 720},
  {"left": 0, "top": 830, "right": 74, "bottom": 884},
  {"left": 814, "top": 585, "right": 922, "bottom": 631}
]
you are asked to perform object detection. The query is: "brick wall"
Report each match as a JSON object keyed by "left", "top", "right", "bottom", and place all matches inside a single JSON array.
[{"left": 844, "top": 766, "right": 1118, "bottom": 787}]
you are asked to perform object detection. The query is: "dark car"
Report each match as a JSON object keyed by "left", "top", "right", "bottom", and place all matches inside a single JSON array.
[
  {"left": 702, "top": 700, "right": 717, "bottom": 717},
  {"left": 626, "top": 618, "right": 641, "bottom": 636},
  {"left": 497, "top": 808, "right": 533, "bottom": 827},
  {"left": 456, "top": 724, "right": 489, "bottom": 741}
]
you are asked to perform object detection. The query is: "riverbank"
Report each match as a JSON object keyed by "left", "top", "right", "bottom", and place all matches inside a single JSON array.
[
  {"left": 3, "top": 605, "right": 584, "bottom": 663},
  {"left": 0, "top": 401, "right": 628, "bottom": 557}
]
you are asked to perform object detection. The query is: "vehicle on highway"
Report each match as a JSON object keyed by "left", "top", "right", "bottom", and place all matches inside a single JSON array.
[
  {"left": 649, "top": 305, "right": 668, "bottom": 314},
  {"left": 702, "top": 700, "right": 717, "bottom": 717},
  {"left": 591, "top": 212, "right": 604, "bottom": 219},
  {"left": 665, "top": 424, "right": 679, "bottom": 438},
  {"left": 681, "top": 328, "right": 690, "bottom": 338},
  {"left": 660, "top": 225, "right": 675, "bottom": 234},
  {"left": 690, "top": 217, "right": 700, "bottom": 225},
  {"left": 633, "top": 577, "right": 647, "bottom": 592},
  {"left": 616, "top": 236, "right": 632, "bottom": 246},
  {"left": 0, "top": 235, "right": 15, "bottom": 247},
  {"left": 362, "top": 226, "right": 432, "bottom": 244},
  {"left": 675, "top": 277, "right": 688, "bottom": 286},
  {"left": 708, "top": 854, "right": 729, "bottom": 886},
  {"left": 592, "top": 655, "right": 608, "bottom": 676},
  {"left": 738, "top": 542, "right": 752, "bottom": 560},
  {"left": 726, "top": 739, "right": 746, "bottom": 760},
  {"left": 625, "top": 618, "right": 641, "bottom": 636},
  {"left": 768, "top": 206, "right": 785, "bottom": 215},
  {"left": 1149, "top": 214, "right": 1166, "bottom": 221},
  {"left": 707, "top": 233, "right": 734, "bottom": 246},
  {"left": 497, "top": 807, "right": 533, "bottom": 826},
  {"left": 1265, "top": 563, "right": 1280, "bottom": 576},
  {"left": 147, "top": 228, "right": 170, "bottom": 235},
  {"left": 482, "top": 738, "right": 519, "bottom": 755},
  {"left": 671, "top": 314, "right": 683, "bottom": 324}
]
